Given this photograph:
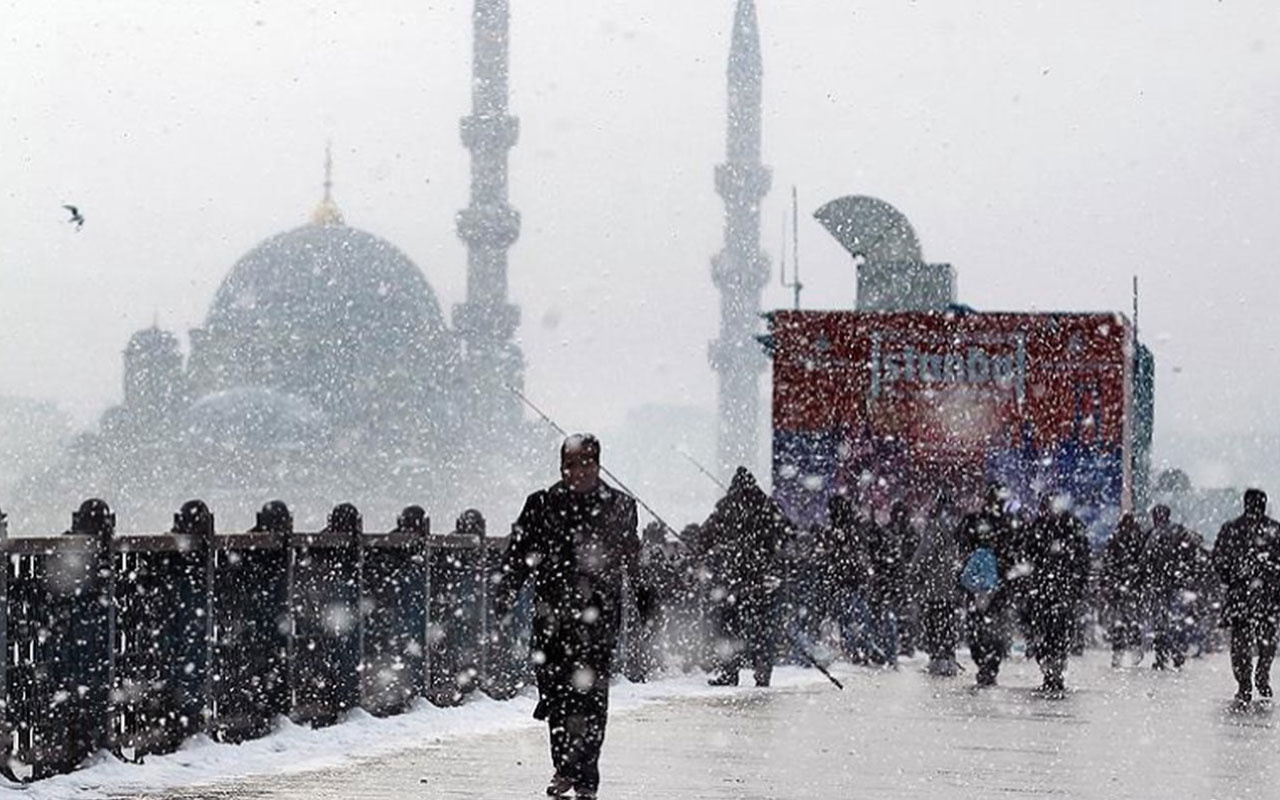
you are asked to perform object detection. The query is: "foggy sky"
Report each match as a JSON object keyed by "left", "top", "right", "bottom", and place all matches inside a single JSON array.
[{"left": 2, "top": 1, "right": 1279, "bottom": 489}]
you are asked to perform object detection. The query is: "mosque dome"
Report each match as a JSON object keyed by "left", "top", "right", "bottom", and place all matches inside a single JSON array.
[{"left": 188, "top": 215, "right": 457, "bottom": 427}]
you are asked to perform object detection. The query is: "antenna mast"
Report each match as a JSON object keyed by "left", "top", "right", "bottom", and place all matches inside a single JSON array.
[
  {"left": 780, "top": 185, "right": 803, "bottom": 309},
  {"left": 1132, "top": 274, "right": 1140, "bottom": 357}
]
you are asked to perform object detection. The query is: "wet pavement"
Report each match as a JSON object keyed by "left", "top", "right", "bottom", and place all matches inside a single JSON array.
[{"left": 112, "top": 650, "right": 1277, "bottom": 799}]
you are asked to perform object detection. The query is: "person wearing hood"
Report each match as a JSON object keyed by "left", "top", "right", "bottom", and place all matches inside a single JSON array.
[{"left": 703, "top": 467, "right": 790, "bottom": 687}]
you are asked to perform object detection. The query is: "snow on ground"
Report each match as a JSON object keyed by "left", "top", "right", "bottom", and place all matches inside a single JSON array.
[{"left": 0, "top": 667, "right": 831, "bottom": 800}]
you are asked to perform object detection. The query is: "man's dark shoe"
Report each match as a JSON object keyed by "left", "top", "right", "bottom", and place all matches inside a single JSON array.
[
  {"left": 546, "top": 773, "right": 573, "bottom": 797},
  {"left": 707, "top": 672, "right": 739, "bottom": 687},
  {"left": 1233, "top": 688, "right": 1253, "bottom": 711},
  {"left": 1040, "top": 676, "right": 1066, "bottom": 696},
  {"left": 975, "top": 671, "right": 997, "bottom": 688},
  {"left": 1257, "top": 682, "right": 1273, "bottom": 699}
]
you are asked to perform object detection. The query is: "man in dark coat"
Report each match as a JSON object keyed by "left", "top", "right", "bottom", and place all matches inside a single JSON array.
[
  {"left": 827, "top": 494, "right": 876, "bottom": 664},
  {"left": 704, "top": 467, "right": 789, "bottom": 687},
  {"left": 911, "top": 491, "right": 962, "bottom": 676},
  {"left": 1144, "top": 504, "right": 1203, "bottom": 670},
  {"left": 1212, "top": 488, "right": 1280, "bottom": 706},
  {"left": 1022, "top": 496, "right": 1092, "bottom": 693},
  {"left": 492, "top": 434, "right": 644, "bottom": 799},
  {"left": 625, "top": 522, "right": 677, "bottom": 681},
  {"left": 957, "top": 484, "right": 1016, "bottom": 687},
  {"left": 884, "top": 500, "right": 920, "bottom": 658},
  {"left": 1101, "top": 511, "right": 1149, "bottom": 668},
  {"left": 860, "top": 501, "right": 911, "bottom": 666}
]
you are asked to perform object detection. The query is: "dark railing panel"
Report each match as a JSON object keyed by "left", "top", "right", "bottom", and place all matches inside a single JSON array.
[
  {"left": 112, "top": 534, "right": 210, "bottom": 761},
  {"left": 361, "top": 530, "right": 429, "bottom": 715},
  {"left": 209, "top": 536, "right": 289, "bottom": 743},
  {"left": 479, "top": 536, "right": 531, "bottom": 699},
  {"left": 6, "top": 535, "right": 112, "bottom": 780},
  {"left": 425, "top": 534, "right": 485, "bottom": 705},
  {"left": 289, "top": 535, "right": 361, "bottom": 728}
]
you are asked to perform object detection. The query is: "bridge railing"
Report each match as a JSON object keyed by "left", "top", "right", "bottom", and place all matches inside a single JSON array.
[{"left": 0, "top": 499, "right": 516, "bottom": 782}]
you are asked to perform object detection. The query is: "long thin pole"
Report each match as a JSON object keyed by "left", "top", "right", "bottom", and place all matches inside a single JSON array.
[
  {"left": 779, "top": 187, "right": 803, "bottom": 310},
  {"left": 505, "top": 384, "right": 678, "bottom": 535},
  {"left": 791, "top": 185, "right": 801, "bottom": 310},
  {"left": 1132, "top": 275, "right": 1139, "bottom": 343},
  {"left": 674, "top": 448, "right": 728, "bottom": 491}
]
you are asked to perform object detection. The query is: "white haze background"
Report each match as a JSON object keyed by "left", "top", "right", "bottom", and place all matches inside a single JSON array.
[{"left": 2, "top": 0, "right": 1279, "bottom": 527}]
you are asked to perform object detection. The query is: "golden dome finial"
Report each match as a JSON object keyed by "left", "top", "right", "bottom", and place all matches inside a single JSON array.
[{"left": 311, "top": 141, "right": 345, "bottom": 226}]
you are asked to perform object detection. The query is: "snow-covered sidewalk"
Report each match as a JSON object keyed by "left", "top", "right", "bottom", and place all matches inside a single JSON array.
[
  {"left": 13, "top": 651, "right": 1280, "bottom": 799},
  {"left": 5, "top": 667, "right": 832, "bottom": 800}
]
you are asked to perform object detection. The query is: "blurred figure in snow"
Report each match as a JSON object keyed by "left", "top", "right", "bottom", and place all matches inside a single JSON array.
[
  {"left": 1022, "top": 495, "right": 1091, "bottom": 694},
  {"left": 1101, "top": 512, "right": 1148, "bottom": 668},
  {"left": 1212, "top": 488, "right": 1280, "bottom": 707},
  {"left": 957, "top": 484, "right": 1017, "bottom": 688},
  {"left": 1142, "top": 504, "right": 1202, "bottom": 671},
  {"left": 703, "top": 467, "right": 788, "bottom": 687},
  {"left": 911, "top": 490, "right": 962, "bottom": 676}
]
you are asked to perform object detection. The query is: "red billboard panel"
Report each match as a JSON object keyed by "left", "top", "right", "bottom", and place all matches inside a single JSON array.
[{"left": 770, "top": 310, "right": 1132, "bottom": 531}]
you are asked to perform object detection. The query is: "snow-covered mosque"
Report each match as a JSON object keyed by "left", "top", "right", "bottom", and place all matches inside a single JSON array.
[{"left": 18, "top": 1, "right": 543, "bottom": 532}]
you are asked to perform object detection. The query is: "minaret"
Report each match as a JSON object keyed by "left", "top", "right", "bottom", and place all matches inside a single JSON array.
[
  {"left": 454, "top": 0, "right": 524, "bottom": 431},
  {"left": 710, "top": 0, "right": 771, "bottom": 476}
]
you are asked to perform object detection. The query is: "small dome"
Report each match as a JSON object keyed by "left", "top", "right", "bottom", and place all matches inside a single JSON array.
[{"left": 184, "top": 387, "right": 327, "bottom": 451}]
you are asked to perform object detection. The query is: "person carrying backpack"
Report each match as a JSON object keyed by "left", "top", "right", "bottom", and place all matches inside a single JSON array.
[{"left": 957, "top": 484, "right": 1016, "bottom": 687}]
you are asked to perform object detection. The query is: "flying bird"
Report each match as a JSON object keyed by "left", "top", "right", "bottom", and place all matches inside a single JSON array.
[{"left": 62, "top": 204, "right": 84, "bottom": 230}]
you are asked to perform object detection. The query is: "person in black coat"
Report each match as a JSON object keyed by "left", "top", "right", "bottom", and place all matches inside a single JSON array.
[
  {"left": 1022, "top": 497, "right": 1092, "bottom": 693},
  {"left": 492, "top": 434, "right": 645, "bottom": 800},
  {"left": 827, "top": 494, "right": 876, "bottom": 664},
  {"left": 957, "top": 484, "right": 1017, "bottom": 687},
  {"left": 703, "top": 467, "right": 789, "bottom": 687},
  {"left": 1143, "top": 504, "right": 1203, "bottom": 670},
  {"left": 1101, "top": 511, "right": 1148, "bottom": 668},
  {"left": 911, "top": 491, "right": 962, "bottom": 676},
  {"left": 1212, "top": 488, "right": 1280, "bottom": 706}
]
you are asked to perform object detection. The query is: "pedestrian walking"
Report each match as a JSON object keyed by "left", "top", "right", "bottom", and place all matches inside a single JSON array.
[
  {"left": 885, "top": 501, "right": 921, "bottom": 658},
  {"left": 703, "top": 467, "right": 788, "bottom": 688},
  {"left": 957, "top": 484, "right": 1016, "bottom": 688},
  {"left": 827, "top": 495, "right": 877, "bottom": 664},
  {"left": 1022, "top": 496, "right": 1091, "bottom": 694},
  {"left": 1143, "top": 505, "right": 1203, "bottom": 670},
  {"left": 492, "top": 434, "right": 648, "bottom": 799},
  {"left": 1211, "top": 488, "right": 1280, "bottom": 708},
  {"left": 911, "top": 491, "right": 962, "bottom": 676},
  {"left": 1101, "top": 512, "right": 1148, "bottom": 667}
]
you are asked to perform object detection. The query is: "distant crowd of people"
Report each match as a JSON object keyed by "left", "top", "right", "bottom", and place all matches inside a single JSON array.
[
  {"left": 492, "top": 435, "right": 1280, "bottom": 799},
  {"left": 620, "top": 473, "right": 1280, "bottom": 707}
]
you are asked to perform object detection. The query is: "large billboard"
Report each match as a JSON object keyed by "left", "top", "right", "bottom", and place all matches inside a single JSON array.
[{"left": 769, "top": 310, "right": 1134, "bottom": 532}]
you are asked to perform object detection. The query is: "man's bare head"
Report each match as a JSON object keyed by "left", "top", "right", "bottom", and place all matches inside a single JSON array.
[{"left": 561, "top": 433, "right": 602, "bottom": 494}]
